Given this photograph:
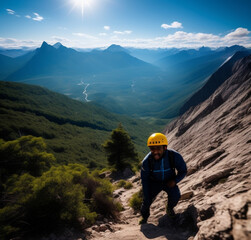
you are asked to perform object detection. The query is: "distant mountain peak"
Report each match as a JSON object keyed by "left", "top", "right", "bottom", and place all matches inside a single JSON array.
[
  {"left": 38, "top": 41, "right": 55, "bottom": 53},
  {"left": 104, "top": 44, "right": 129, "bottom": 53},
  {"left": 41, "top": 41, "right": 50, "bottom": 48},
  {"left": 53, "top": 42, "right": 63, "bottom": 49},
  {"left": 198, "top": 46, "right": 212, "bottom": 52},
  {"left": 225, "top": 45, "right": 245, "bottom": 52}
]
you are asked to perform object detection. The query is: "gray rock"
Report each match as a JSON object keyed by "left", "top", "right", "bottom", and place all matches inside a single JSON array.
[
  {"left": 180, "top": 191, "right": 194, "bottom": 200},
  {"left": 203, "top": 167, "right": 234, "bottom": 184}
]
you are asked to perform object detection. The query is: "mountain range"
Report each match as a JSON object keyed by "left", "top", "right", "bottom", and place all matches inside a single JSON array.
[{"left": 1, "top": 43, "right": 250, "bottom": 118}]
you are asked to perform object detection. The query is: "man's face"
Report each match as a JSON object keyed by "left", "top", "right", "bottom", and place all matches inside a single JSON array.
[{"left": 149, "top": 145, "right": 166, "bottom": 160}]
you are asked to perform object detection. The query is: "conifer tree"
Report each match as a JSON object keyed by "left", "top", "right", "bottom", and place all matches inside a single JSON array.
[{"left": 103, "top": 123, "right": 139, "bottom": 171}]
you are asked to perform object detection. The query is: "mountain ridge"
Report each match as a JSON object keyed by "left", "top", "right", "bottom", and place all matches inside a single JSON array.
[
  {"left": 180, "top": 50, "right": 251, "bottom": 114},
  {"left": 1, "top": 42, "right": 249, "bottom": 118},
  {"left": 162, "top": 53, "right": 251, "bottom": 239},
  {"left": 6, "top": 41, "right": 154, "bottom": 80}
]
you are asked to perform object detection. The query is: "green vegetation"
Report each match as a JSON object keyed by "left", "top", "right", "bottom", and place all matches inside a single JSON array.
[
  {"left": 116, "top": 179, "right": 133, "bottom": 189},
  {"left": 0, "top": 81, "right": 163, "bottom": 168},
  {"left": 0, "top": 135, "right": 55, "bottom": 180},
  {"left": 0, "top": 136, "right": 121, "bottom": 239},
  {"left": 129, "top": 189, "right": 143, "bottom": 212},
  {"left": 103, "top": 123, "right": 139, "bottom": 171}
]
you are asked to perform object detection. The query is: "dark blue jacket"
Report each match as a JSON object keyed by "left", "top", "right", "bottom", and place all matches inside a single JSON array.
[{"left": 141, "top": 149, "right": 187, "bottom": 202}]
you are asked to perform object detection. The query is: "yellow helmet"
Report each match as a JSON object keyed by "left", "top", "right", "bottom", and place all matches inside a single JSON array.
[{"left": 147, "top": 133, "right": 168, "bottom": 146}]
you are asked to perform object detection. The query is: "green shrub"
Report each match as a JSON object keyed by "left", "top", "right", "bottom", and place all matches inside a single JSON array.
[
  {"left": 0, "top": 135, "right": 55, "bottom": 179},
  {"left": 26, "top": 165, "right": 97, "bottom": 233},
  {"left": 90, "top": 178, "right": 121, "bottom": 219},
  {"left": 0, "top": 163, "right": 122, "bottom": 239},
  {"left": 129, "top": 189, "right": 143, "bottom": 212},
  {"left": 116, "top": 179, "right": 133, "bottom": 189},
  {"left": 124, "top": 182, "right": 133, "bottom": 189},
  {"left": 116, "top": 179, "right": 126, "bottom": 188},
  {"left": 0, "top": 166, "right": 97, "bottom": 239}
]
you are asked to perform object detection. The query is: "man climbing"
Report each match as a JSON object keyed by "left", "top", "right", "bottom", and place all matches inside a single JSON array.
[{"left": 140, "top": 133, "right": 187, "bottom": 224}]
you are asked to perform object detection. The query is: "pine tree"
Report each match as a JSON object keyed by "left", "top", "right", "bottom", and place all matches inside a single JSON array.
[{"left": 103, "top": 123, "right": 139, "bottom": 171}]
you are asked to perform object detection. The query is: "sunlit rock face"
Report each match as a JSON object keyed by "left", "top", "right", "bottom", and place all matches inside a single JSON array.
[{"left": 163, "top": 54, "right": 251, "bottom": 239}]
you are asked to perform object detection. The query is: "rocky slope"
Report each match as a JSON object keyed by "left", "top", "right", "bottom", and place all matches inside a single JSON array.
[
  {"left": 179, "top": 50, "right": 251, "bottom": 115},
  {"left": 85, "top": 55, "right": 251, "bottom": 239},
  {"left": 164, "top": 54, "right": 251, "bottom": 239}
]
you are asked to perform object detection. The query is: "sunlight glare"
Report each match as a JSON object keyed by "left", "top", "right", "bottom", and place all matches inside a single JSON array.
[{"left": 71, "top": 0, "right": 95, "bottom": 17}]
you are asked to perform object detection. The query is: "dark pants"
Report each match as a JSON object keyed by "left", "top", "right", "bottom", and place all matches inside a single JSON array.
[{"left": 140, "top": 182, "right": 181, "bottom": 220}]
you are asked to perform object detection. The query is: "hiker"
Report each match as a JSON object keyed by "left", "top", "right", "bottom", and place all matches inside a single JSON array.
[{"left": 140, "top": 133, "right": 187, "bottom": 224}]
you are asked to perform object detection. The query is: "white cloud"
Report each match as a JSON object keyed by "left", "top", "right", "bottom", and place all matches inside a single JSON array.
[
  {"left": 7, "top": 10, "right": 43, "bottom": 21},
  {"left": 161, "top": 21, "right": 183, "bottom": 29},
  {"left": 72, "top": 32, "right": 98, "bottom": 40},
  {"left": 104, "top": 26, "right": 110, "bottom": 31},
  {"left": 0, "top": 27, "right": 250, "bottom": 50},
  {"left": 225, "top": 27, "right": 250, "bottom": 39},
  {"left": 51, "top": 36, "right": 73, "bottom": 45},
  {"left": 102, "top": 27, "right": 251, "bottom": 49},
  {"left": 113, "top": 30, "right": 132, "bottom": 35},
  {"left": 163, "top": 31, "right": 220, "bottom": 42},
  {"left": 6, "top": 9, "right": 15, "bottom": 15},
  {"left": 0, "top": 37, "right": 41, "bottom": 49},
  {"left": 32, "top": 12, "right": 44, "bottom": 21}
]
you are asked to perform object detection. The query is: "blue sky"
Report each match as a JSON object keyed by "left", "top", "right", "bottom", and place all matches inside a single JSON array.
[{"left": 1, "top": 0, "right": 251, "bottom": 49}]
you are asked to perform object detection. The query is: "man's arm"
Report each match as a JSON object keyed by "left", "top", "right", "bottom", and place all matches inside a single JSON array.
[{"left": 174, "top": 152, "right": 187, "bottom": 184}]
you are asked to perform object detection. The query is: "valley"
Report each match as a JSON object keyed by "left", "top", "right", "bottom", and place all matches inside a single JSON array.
[{"left": 2, "top": 43, "right": 249, "bottom": 119}]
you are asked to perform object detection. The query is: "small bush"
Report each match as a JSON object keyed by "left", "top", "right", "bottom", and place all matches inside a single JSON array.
[
  {"left": 116, "top": 179, "right": 133, "bottom": 189},
  {"left": 129, "top": 189, "right": 143, "bottom": 212},
  {"left": 92, "top": 191, "right": 120, "bottom": 219},
  {"left": 124, "top": 182, "right": 133, "bottom": 189}
]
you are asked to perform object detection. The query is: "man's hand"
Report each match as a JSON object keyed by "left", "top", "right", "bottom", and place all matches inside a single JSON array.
[{"left": 167, "top": 180, "right": 176, "bottom": 188}]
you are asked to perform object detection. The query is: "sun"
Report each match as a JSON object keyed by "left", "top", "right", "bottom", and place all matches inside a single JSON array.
[{"left": 70, "top": 0, "right": 94, "bottom": 17}]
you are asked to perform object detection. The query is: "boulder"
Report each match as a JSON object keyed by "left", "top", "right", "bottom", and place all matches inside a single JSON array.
[{"left": 180, "top": 191, "right": 194, "bottom": 201}]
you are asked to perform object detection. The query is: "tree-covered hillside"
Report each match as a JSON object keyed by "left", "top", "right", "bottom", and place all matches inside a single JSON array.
[{"left": 0, "top": 81, "right": 162, "bottom": 168}]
